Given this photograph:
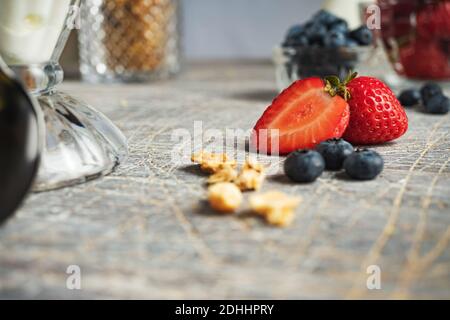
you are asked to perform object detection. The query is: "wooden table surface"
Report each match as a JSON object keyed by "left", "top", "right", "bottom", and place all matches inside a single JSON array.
[{"left": 0, "top": 61, "right": 449, "bottom": 299}]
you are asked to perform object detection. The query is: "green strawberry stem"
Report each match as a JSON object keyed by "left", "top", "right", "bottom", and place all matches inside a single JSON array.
[{"left": 324, "top": 71, "right": 358, "bottom": 101}]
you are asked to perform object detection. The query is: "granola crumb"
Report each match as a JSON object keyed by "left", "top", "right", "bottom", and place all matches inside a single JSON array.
[
  {"left": 249, "top": 191, "right": 302, "bottom": 227},
  {"left": 207, "top": 164, "right": 238, "bottom": 184},
  {"left": 207, "top": 182, "right": 243, "bottom": 213},
  {"left": 235, "top": 168, "right": 265, "bottom": 191},
  {"left": 191, "top": 151, "right": 237, "bottom": 173},
  {"left": 235, "top": 158, "right": 265, "bottom": 191},
  {"left": 243, "top": 157, "right": 265, "bottom": 173}
]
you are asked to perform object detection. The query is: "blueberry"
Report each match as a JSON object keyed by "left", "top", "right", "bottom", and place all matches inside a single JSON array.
[
  {"left": 284, "top": 150, "right": 325, "bottom": 183},
  {"left": 424, "top": 95, "right": 450, "bottom": 114},
  {"left": 305, "top": 22, "right": 327, "bottom": 44},
  {"left": 329, "top": 19, "right": 349, "bottom": 34},
  {"left": 286, "top": 24, "right": 305, "bottom": 39},
  {"left": 420, "top": 82, "right": 443, "bottom": 104},
  {"left": 313, "top": 10, "right": 340, "bottom": 27},
  {"left": 346, "top": 39, "right": 359, "bottom": 47},
  {"left": 398, "top": 89, "right": 421, "bottom": 107},
  {"left": 284, "top": 24, "right": 309, "bottom": 47},
  {"left": 283, "top": 34, "right": 309, "bottom": 47},
  {"left": 323, "top": 30, "right": 347, "bottom": 48},
  {"left": 316, "top": 139, "right": 354, "bottom": 171},
  {"left": 349, "top": 26, "right": 373, "bottom": 46},
  {"left": 343, "top": 149, "right": 384, "bottom": 180}
]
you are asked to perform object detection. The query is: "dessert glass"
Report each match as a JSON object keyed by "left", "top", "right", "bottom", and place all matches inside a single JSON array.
[
  {"left": 378, "top": 0, "right": 450, "bottom": 84},
  {"left": 0, "top": 0, "right": 128, "bottom": 191}
]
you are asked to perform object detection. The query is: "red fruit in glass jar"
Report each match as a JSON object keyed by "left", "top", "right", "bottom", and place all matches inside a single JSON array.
[
  {"left": 379, "top": 0, "right": 415, "bottom": 38},
  {"left": 378, "top": 0, "right": 450, "bottom": 80},
  {"left": 399, "top": 39, "right": 450, "bottom": 79},
  {"left": 417, "top": 2, "right": 450, "bottom": 39}
]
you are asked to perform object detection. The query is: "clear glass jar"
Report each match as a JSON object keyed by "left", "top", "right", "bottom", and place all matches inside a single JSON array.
[
  {"left": 378, "top": 0, "right": 450, "bottom": 82},
  {"left": 79, "top": 0, "right": 181, "bottom": 83}
]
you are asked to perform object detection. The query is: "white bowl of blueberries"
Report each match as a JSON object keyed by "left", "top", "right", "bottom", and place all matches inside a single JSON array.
[{"left": 274, "top": 10, "right": 374, "bottom": 90}]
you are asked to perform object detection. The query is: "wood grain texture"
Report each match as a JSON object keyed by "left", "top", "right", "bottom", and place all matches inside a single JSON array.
[{"left": 0, "top": 61, "right": 449, "bottom": 299}]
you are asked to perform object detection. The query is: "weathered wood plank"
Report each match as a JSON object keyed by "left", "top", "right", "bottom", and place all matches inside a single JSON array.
[{"left": 0, "top": 62, "right": 449, "bottom": 299}]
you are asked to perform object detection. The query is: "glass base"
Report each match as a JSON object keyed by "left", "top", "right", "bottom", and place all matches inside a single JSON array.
[{"left": 33, "top": 91, "right": 127, "bottom": 192}]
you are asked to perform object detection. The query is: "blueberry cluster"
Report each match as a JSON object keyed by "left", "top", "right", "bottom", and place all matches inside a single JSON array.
[
  {"left": 284, "top": 139, "right": 384, "bottom": 183},
  {"left": 283, "top": 10, "right": 373, "bottom": 48},
  {"left": 398, "top": 82, "right": 449, "bottom": 115},
  {"left": 281, "top": 10, "right": 373, "bottom": 80}
]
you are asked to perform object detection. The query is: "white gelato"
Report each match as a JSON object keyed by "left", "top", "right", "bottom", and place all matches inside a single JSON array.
[{"left": 0, "top": 0, "right": 71, "bottom": 65}]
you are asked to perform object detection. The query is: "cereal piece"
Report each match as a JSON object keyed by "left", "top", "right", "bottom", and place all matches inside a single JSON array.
[
  {"left": 207, "top": 183, "right": 243, "bottom": 213},
  {"left": 207, "top": 164, "right": 238, "bottom": 184},
  {"left": 191, "top": 151, "right": 208, "bottom": 164},
  {"left": 235, "top": 169, "right": 265, "bottom": 191},
  {"left": 200, "top": 160, "right": 235, "bottom": 174},
  {"left": 191, "top": 150, "right": 226, "bottom": 163},
  {"left": 235, "top": 158, "right": 266, "bottom": 191},
  {"left": 249, "top": 191, "right": 302, "bottom": 227},
  {"left": 243, "top": 157, "right": 265, "bottom": 173},
  {"left": 191, "top": 151, "right": 237, "bottom": 173}
]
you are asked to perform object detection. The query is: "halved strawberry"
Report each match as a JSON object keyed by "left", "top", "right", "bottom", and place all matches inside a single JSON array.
[{"left": 251, "top": 78, "right": 350, "bottom": 155}]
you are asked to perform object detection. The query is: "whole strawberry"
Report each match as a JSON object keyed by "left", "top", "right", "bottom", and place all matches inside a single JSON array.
[
  {"left": 343, "top": 74, "right": 408, "bottom": 144},
  {"left": 324, "top": 72, "right": 408, "bottom": 145}
]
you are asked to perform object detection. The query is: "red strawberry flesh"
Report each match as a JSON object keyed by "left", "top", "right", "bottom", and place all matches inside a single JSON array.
[{"left": 252, "top": 78, "right": 350, "bottom": 155}]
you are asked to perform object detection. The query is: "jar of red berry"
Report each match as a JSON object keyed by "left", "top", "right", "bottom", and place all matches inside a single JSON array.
[{"left": 378, "top": 0, "right": 450, "bottom": 82}]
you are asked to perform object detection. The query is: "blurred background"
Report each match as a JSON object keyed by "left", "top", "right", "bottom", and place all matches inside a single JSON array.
[
  {"left": 181, "top": 0, "right": 321, "bottom": 59},
  {"left": 61, "top": 0, "right": 322, "bottom": 75},
  {"left": 59, "top": 0, "right": 450, "bottom": 85}
]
